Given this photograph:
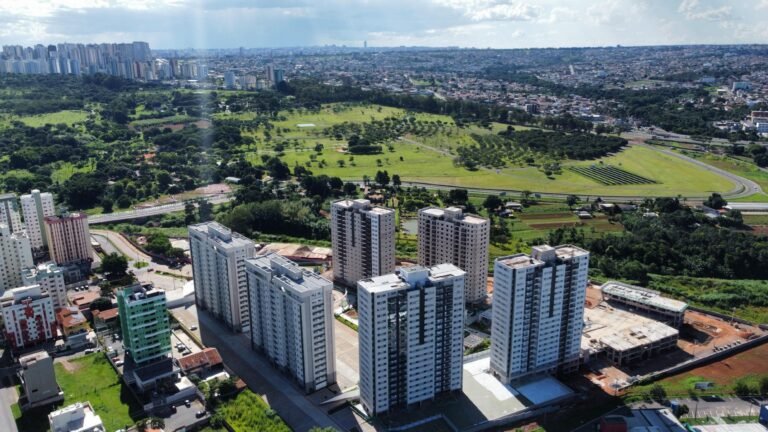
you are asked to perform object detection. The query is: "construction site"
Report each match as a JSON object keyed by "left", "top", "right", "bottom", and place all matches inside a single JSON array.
[{"left": 582, "top": 282, "right": 768, "bottom": 394}]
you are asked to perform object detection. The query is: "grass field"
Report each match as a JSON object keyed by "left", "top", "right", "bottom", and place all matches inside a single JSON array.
[
  {"left": 569, "top": 165, "right": 657, "bottom": 185},
  {"left": 51, "top": 160, "right": 96, "bottom": 184},
  {"left": 675, "top": 150, "right": 768, "bottom": 194},
  {"left": 13, "top": 354, "right": 143, "bottom": 432},
  {"left": 17, "top": 110, "right": 90, "bottom": 127},
  {"left": 215, "top": 390, "right": 290, "bottom": 432}
]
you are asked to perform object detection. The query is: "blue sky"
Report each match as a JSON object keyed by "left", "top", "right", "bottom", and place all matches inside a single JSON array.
[{"left": 1, "top": 0, "right": 766, "bottom": 49}]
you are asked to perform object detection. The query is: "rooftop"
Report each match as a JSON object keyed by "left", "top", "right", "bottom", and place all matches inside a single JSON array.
[
  {"left": 189, "top": 221, "right": 254, "bottom": 249},
  {"left": 1, "top": 284, "right": 46, "bottom": 305},
  {"left": 177, "top": 347, "right": 223, "bottom": 372},
  {"left": 48, "top": 401, "right": 104, "bottom": 432},
  {"left": 601, "top": 281, "right": 688, "bottom": 314},
  {"left": 583, "top": 303, "right": 679, "bottom": 353},
  {"left": 358, "top": 264, "right": 464, "bottom": 293},
  {"left": 496, "top": 253, "right": 543, "bottom": 270},
  {"left": 420, "top": 206, "right": 489, "bottom": 225},
  {"left": 246, "top": 253, "right": 331, "bottom": 294},
  {"left": 332, "top": 198, "right": 394, "bottom": 215}
]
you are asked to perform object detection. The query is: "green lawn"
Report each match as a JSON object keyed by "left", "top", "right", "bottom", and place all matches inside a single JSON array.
[
  {"left": 51, "top": 160, "right": 96, "bottom": 184},
  {"left": 281, "top": 142, "right": 735, "bottom": 197},
  {"left": 17, "top": 110, "right": 90, "bottom": 127},
  {"left": 13, "top": 354, "right": 143, "bottom": 432},
  {"left": 675, "top": 151, "right": 768, "bottom": 194}
]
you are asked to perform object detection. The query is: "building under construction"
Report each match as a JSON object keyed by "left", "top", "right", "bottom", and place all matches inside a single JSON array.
[
  {"left": 583, "top": 302, "right": 679, "bottom": 366},
  {"left": 600, "top": 281, "right": 688, "bottom": 328}
]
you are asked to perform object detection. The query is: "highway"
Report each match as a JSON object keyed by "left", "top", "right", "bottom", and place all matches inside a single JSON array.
[{"left": 88, "top": 194, "right": 233, "bottom": 225}]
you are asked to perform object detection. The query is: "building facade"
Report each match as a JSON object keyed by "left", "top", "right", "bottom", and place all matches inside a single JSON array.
[
  {"left": 245, "top": 253, "right": 336, "bottom": 393},
  {"left": 0, "top": 193, "right": 23, "bottom": 233},
  {"left": 358, "top": 264, "right": 465, "bottom": 415},
  {"left": 1, "top": 285, "right": 57, "bottom": 350},
  {"left": 44, "top": 212, "right": 91, "bottom": 265},
  {"left": 0, "top": 224, "right": 33, "bottom": 295},
  {"left": 418, "top": 207, "right": 490, "bottom": 303},
  {"left": 330, "top": 199, "right": 395, "bottom": 287},
  {"left": 189, "top": 222, "right": 256, "bottom": 333},
  {"left": 18, "top": 351, "right": 64, "bottom": 411},
  {"left": 20, "top": 189, "right": 55, "bottom": 250},
  {"left": 117, "top": 284, "right": 171, "bottom": 365},
  {"left": 22, "top": 262, "right": 67, "bottom": 310},
  {"left": 490, "top": 245, "right": 589, "bottom": 383}
]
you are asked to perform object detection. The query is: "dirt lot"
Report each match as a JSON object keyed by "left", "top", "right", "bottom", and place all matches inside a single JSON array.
[{"left": 583, "top": 286, "right": 767, "bottom": 394}]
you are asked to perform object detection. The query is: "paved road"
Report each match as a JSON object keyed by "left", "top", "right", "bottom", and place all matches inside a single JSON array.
[
  {"left": 88, "top": 194, "right": 232, "bottom": 225},
  {"left": 638, "top": 143, "right": 763, "bottom": 198},
  {"left": 195, "top": 309, "right": 345, "bottom": 432},
  {"left": 0, "top": 386, "right": 19, "bottom": 432}
]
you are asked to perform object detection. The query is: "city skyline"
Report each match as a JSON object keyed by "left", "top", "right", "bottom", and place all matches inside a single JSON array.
[{"left": 1, "top": 1, "right": 767, "bottom": 49}]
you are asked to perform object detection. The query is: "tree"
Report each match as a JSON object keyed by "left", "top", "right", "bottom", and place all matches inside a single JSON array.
[
  {"left": 521, "top": 190, "right": 533, "bottom": 206},
  {"left": 566, "top": 194, "right": 580, "bottom": 209},
  {"left": 199, "top": 200, "right": 214, "bottom": 222},
  {"left": 90, "top": 297, "right": 114, "bottom": 312},
  {"left": 447, "top": 188, "right": 469, "bottom": 205},
  {"left": 374, "top": 170, "right": 390, "bottom": 187},
  {"left": 704, "top": 193, "right": 727, "bottom": 210},
  {"left": 184, "top": 202, "right": 197, "bottom": 225},
  {"left": 483, "top": 195, "right": 503, "bottom": 213},
  {"left": 392, "top": 174, "right": 402, "bottom": 188},
  {"left": 343, "top": 182, "right": 357, "bottom": 196},
  {"left": 60, "top": 173, "right": 105, "bottom": 209},
  {"left": 650, "top": 384, "right": 667, "bottom": 401},
  {"left": 734, "top": 381, "right": 752, "bottom": 397},
  {"left": 101, "top": 253, "right": 128, "bottom": 276},
  {"left": 101, "top": 198, "right": 113, "bottom": 214},
  {"left": 759, "top": 376, "right": 768, "bottom": 396}
]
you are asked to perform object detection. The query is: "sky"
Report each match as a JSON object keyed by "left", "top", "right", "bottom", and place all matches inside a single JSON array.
[{"left": 0, "top": 0, "right": 767, "bottom": 49}]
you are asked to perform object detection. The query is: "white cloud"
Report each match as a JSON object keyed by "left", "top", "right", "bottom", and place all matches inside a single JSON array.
[
  {"left": 433, "top": 0, "right": 538, "bottom": 21},
  {"left": 757, "top": 0, "right": 768, "bottom": 9},
  {"left": 678, "top": 0, "right": 732, "bottom": 21}
]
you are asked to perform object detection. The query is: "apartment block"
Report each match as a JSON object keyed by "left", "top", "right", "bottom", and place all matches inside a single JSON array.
[
  {"left": 20, "top": 189, "right": 55, "bottom": 250},
  {"left": 490, "top": 245, "right": 589, "bottom": 383},
  {"left": 22, "top": 262, "right": 67, "bottom": 310},
  {"left": 117, "top": 284, "right": 171, "bottom": 365},
  {"left": 1, "top": 285, "right": 57, "bottom": 350},
  {"left": 18, "top": 351, "right": 63, "bottom": 411},
  {"left": 358, "top": 264, "right": 465, "bottom": 415},
  {"left": 0, "top": 224, "right": 33, "bottom": 295},
  {"left": 44, "top": 212, "right": 91, "bottom": 265},
  {"left": 331, "top": 199, "right": 395, "bottom": 287},
  {"left": 189, "top": 222, "right": 255, "bottom": 333},
  {"left": 418, "top": 207, "right": 490, "bottom": 303},
  {"left": 245, "top": 253, "right": 336, "bottom": 393},
  {"left": 0, "top": 193, "right": 23, "bottom": 233}
]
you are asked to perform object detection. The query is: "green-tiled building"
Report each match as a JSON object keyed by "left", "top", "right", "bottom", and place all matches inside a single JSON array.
[{"left": 117, "top": 284, "right": 171, "bottom": 365}]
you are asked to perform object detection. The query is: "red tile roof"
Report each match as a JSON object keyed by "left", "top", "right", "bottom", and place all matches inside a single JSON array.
[{"left": 177, "top": 347, "right": 223, "bottom": 372}]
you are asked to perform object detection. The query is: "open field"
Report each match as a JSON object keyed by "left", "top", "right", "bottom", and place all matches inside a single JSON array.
[
  {"left": 674, "top": 150, "right": 768, "bottom": 193},
  {"left": 16, "top": 110, "right": 90, "bottom": 127},
  {"left": 13, "top": 353, "right": 143, "bottom": 432},
  {"left": 51, "top": 160, "right": 96, "bottom": 183},
  {"left": 569, "top": 165, "right": 657, "bottom": 185},
  {"left": 226, "top": 104, "right": 736, "bottom": 197}
]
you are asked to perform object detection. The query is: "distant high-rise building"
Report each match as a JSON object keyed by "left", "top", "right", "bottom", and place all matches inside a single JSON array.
[
  {"left": 418, "top": 207, "right": 490, "bottom": 303},
  {"left": 0, "top": 224, "right": 33, "bottom": 295},
  {"left": 0, "top": 193, "right": 23, "bottom": 233},
  {"left": 20, "top": 189, "right": 55, "bottom": 250},
  {"left": 273, "top": 68, "right": 284, "bottom": 85},
  {"left": 358, "top": 264, "right": 465, "bottom": 415},
  {"left": 22, "top": 262, "right": 66, "bottom": 310},
  {"left": 330, "top": 199, "right": 395, "bottom": 287},
  {"left": 224, "top": 70, "right": 236, "bottom": 89},
  {"left": 265, "top": 64, "right": 274, "bottom": 84},
  {"left": 117, "top": 284, "right": 171, "bottom": 365},
  {"left": 490, "top": 245, "right": 589, "bottom": 383},
  {"left": 1, "top": 285, "right": 57, "bottom": 350},
  {"left": 189, "top": 222, "right": 256, "bottom": 332},
  {"left": 44, "top": 212, "right": 91, "bottom": 265},
  {"left": 245, "top": 253, "right": 336, "bottom": 393}
]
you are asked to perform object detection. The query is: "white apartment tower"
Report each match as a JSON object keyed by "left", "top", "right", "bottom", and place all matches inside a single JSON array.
[
  {"left": 245, "top": 253, "right": 336, "bottom": 393},
  {"left": 44, "top": 212, "right": 91, "bottom": 265},
  {"left": 22, "top": 262, "right": 67, "bottom": 310},
  {"left": 0, "top": 224, "right": 34, "bottom": 295},
  {"left": 1, "top": 285, "right": 57, "bottom": 350},
  {"left": 0, "top": 193, "right": 23, "bottom": 233},
  {"left": 358, "top": 264, "right": 465, "bottom": 415},
  {"left": 20, "top": 190, "right": 55, "bottom": 250},
  {"left": 418, "top": 207, "right": 490, "bottom": 303},
  {"left": 490, "top": 245, "right": 590, "bottom": 383},
  {"left": 189, "top": 222, "right": 255, "bottom": 333},
  {"left": 331, "top": 199, "right": 395, "bottom": 287}
]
